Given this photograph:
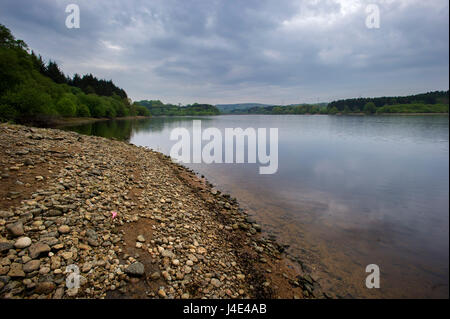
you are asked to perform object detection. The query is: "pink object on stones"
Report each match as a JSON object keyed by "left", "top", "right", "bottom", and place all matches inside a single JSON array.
[{"left": 111, "top": 211, "right": 118, "bottom": 219}]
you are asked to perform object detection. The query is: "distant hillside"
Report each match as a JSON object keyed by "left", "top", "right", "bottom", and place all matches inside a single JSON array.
[
  {"left": 327, "top": 91, "right": 449, "bottom": 113},
  {"left": 215, "top": 103, "right": 274, "bottom": 113},
  {"left": 238, "top": 103, "right": 329, "bottom": 114},
  {"left": 137, "top": 100, "right": 220, "bottom": 116}
]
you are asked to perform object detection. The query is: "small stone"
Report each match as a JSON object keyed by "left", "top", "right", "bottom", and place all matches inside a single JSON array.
[
  {"left": 125, "top": 262, "right": 145, "bottom": 276},
  {"left": 161, "top": 250, "right": 174, "bottom": 258},
  {"left": 29, "top": 242, "right": 51, "bottom": 259},
  {"left": 58, "top": 225, "right": 70, "bottom": 234},
  {"left": 181, "top": 293, "right": 190, "bottom": 299},
  {"left": 150, "top": 272, "right": 160, "bottom": 280},
  {"left": 304, "top": 274, "right": 314, "bottom": 285},
  {"left": 158, "top": 289, "right": 166, "bottom": 298},
  {"left": 187, "top": 254, "right": 198, "bottom": 263},
  {"left": 8, "top": 263, "right": 25, "bottom": 278},
  {"left": 237, "top": 274, "right": 245, "bottom": 280},
  {"left": 66, "top": 287, "right": 78, "bottom": 297},
  {"left": 0, "top": 266, "right": 9, "bottom": 275},
  {"left": 53, "top": 243, "right": 64, "bottom": 250},
  {"left": 35, "top": 282, "right": 56, "bottom": 294},
  {"left": 14, "top": 237, "right": 32, "bottom": 249},
  {"left": 137, "top": 235, "right": 145, "bottom": 242},
  {"left": 23, "top": 260, "right": 41, "bottom": 273},
  {"left": 135, "top": 242, "right": 143, "bottom": 248},
  {"left": 39, "top": 267, "right": 50, "bottom": 274},
  {"left": 184, "top": 265, "right": 192, "bottom": 274},
  {"left": 78, "top": 244, "right": 91, "bottom": 251},
  {"left": 176, "top": 272, "right": 184, "bottom": 280},
  {"left": 6, "top": 222, "right": 24, "bottom": 237},
  {"left": 53, "top": 287, "right": 64, "bottom": 299},
  {"left": 87, "top": 238, "right": 99, "bottom": 247},
  {"left": 161, "top": 271, "right": 171, "bottom": 281},
  {"left": 211, "top": 278, "right": 222, "bottom": 288},
  {"left": 82, "top": 263, "right": 92, "bottom": 273},
  {"left": 61, "top": 251, "right": 73, "bottom": 260}
]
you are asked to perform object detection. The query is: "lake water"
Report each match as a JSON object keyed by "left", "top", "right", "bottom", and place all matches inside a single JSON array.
[{"left": 63, "top": 115, "right": 449, "bottom": 298}]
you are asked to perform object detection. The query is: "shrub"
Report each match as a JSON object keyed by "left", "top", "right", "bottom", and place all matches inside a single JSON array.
[
  {"left": 56, "top": 95, "right": 77, "bottom": 117},
  {"left": 0, "top": 84, "right": 55, "bottom": 119},
  {"left": 0, "top": 104, "right": 17, "bottom": 121},
  {"left": 364, "top": 102, "right": 377, "bottom": 114},
  {"left": 329, "top": 106, "right": 339, "bottom": 115},
  {"left": 76, "top": 103, "right": 91, "bottom": 117}
]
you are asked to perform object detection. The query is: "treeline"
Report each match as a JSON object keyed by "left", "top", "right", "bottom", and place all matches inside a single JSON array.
[
  {"left": 137, "top": 100, "right": 220, "bottom": 116},
  {"left": 327, "top": 91, "right": 449, "bottom": 114},
  {"left": 0, "top": 24, "right": 149, "bottom": 124},
  {"left": 232, "top": 104, "right": 328, "bottom": 115}
]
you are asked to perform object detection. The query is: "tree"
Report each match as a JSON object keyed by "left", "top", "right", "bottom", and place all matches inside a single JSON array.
[
  {"left": 1, "top": 84, "right": 55, "bottom": 120},
  {"left": 343, "top": 105, "right": 351, "bottom": 114},
  {"left": 0, "top": 24, "right": 28, "bottom": 50},
  {"left": 76, "top": 103, "right": 90, "bottom": 117},
  {"left": 56, "top": 95, "right": 77, "bottom": 117},
  {"left": 44, "top": 61, "right": 67, "bottom": 84},
  {"left": 329, "top": 106, "right": 339, "bottom": 115},
  {"left": 364, "top": 102, "right": 377, "bottom": 114},
  {"left": 0, "top": 23, "right": 137, "bottom": 123}
]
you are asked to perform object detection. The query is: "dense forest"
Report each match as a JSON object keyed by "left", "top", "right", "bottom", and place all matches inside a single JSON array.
[
  {"left": 327, "top": 91, "right": 449, "bottom": 114},
  {"left": 229, "top": 92, "right": 448, "bottom": 115},
  {"left": 0, "top": 24, "right": 149, "bottom": 124},
  {"left": 137, "top": 100, "right": 220, "bottom": 116},
  {"left": 216, "top": 103, "right": 273, "bottom": 113},
  {"left": 228, "top": 103, "right": 329, "bottom": 115}
]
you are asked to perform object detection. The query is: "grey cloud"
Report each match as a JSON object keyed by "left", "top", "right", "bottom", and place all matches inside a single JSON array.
[{"left": 0, "top": 0, "right": 448, "bottom": 104}]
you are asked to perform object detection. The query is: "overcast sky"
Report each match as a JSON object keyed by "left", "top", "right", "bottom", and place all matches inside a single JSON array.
[{"left": 0, "top": 0, "right": 448, "bottom": 104}]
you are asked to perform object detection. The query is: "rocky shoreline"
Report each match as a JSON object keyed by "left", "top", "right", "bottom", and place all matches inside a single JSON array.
[{"left": 0, "top": 123, "right": 326, "bottom": 299}]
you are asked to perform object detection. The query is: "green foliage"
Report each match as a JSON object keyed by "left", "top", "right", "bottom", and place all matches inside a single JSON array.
[
  {"left": 0, "top": 24, "right": 27, "bottom": 50},
  {"left": 364, "top": 102, "right": 377, "bottom": 114},
  {"left": 77, "top": 94, "right": 104, "bottom": 118},
  {"left": 376, "top": 103, "right": 449, "bottom": 113},
  {"left": 328, "top": 106, "right": 339, "bottom": 115},
  {"left": 343, "top": 105, "right": 351, "bottom": 114},
  {"left": 133, "top": 103, "right": 150, "bottom": 116},
  {"left": 0, "top": 23, "right": 140, "bottom": 123},
  {"left": 228, "top": 103, "right": 328, "bottom": 115},
  {"left": 56, "top": 94, "right": 77, "bottom": 117},
  {"left": 0, "top": 104, "right": 17, "bottom": 121},
  {"left": 70, "top": 73, "right": 127, "bottom": 99},
  {"left": 0, "top": 84, "right": 56, "bottom": 120},
  {"left": 76, "top": 103, "right": 91, "bottom": 117},
  {"left": 137, "top": 100, "right": 220, "bottom": 116},
  {"left": 328, "top": 91, "right": 449, "bottom": 113}
]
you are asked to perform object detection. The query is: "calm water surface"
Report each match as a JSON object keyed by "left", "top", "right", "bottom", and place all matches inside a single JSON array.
[{"left": 64, "top": 115, "right": 449, "bottom": 298}]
